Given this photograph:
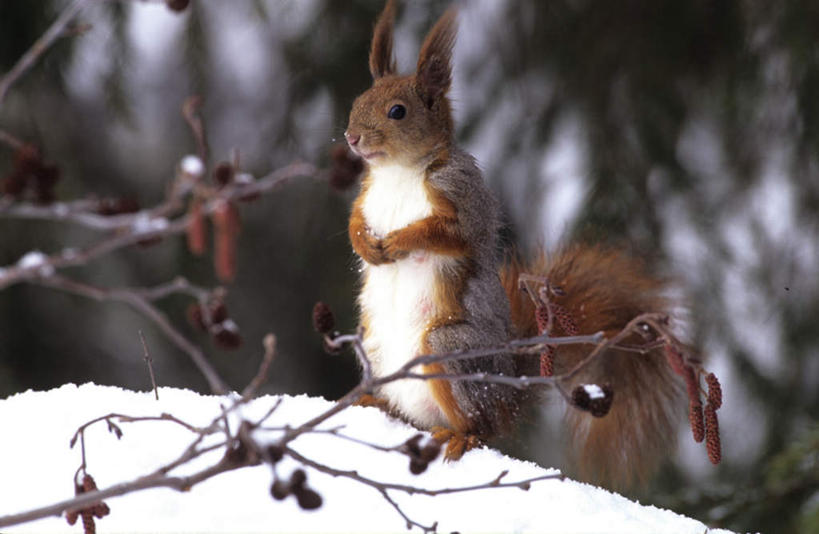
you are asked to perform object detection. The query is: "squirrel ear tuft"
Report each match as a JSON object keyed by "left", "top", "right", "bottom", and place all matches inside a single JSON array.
[
  {"left": 369, "top": 0, "right": 398, "bottom": 79},
  {"left": 416, "top": 6, "right": 457, "bottom": 107}
]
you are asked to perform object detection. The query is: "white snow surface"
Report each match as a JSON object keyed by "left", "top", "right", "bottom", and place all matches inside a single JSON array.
[{"left": 0, "top": 384, "right": 733, "bottom": 534}]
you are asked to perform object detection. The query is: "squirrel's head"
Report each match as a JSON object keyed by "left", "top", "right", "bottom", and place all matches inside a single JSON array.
[{"left": 345, "top": 0, "right": 456, "bottom": 168}]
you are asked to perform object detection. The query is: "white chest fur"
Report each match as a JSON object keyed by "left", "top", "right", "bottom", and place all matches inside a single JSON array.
[
  {"left": 357, "top": 164, "right": 451, "bottom": 429},
  {"left": 361, "top": 164, "right": 433, "bottom": 237}
]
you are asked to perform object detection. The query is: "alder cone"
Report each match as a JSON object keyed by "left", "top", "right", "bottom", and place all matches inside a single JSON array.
[{"left": 311, "top": 301, "right": 335, "bottom": 334}]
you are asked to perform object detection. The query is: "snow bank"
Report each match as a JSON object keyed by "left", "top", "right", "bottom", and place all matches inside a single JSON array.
[{"left": 0, "top": 384, "right": 733, "bottom": 533}]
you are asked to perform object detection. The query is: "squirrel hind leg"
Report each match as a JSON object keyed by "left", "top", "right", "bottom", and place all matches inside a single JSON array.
[{"left": 430, "top": 426, "right": 483, "bottom": 461}]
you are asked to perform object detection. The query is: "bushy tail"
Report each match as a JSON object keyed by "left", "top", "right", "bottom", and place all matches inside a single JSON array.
[{"left": 501, "top": 244, "right": 681, "bottom": 488}]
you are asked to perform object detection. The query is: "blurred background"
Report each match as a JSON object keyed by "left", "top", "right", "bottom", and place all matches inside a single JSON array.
[{"left": 1, "top": 1, "right": 817, "bottom": 532}]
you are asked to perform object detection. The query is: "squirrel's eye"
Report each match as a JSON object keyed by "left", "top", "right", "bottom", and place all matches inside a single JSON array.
[{"left": 387, "top": 104, "right": 406, "bottom": 120}]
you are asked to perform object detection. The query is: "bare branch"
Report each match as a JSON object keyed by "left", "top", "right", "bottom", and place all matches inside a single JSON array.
[
  {"left": 30, "top": 274, "right": 230, "bottom": 394},
  {"left": 0, "top": 0, "right": 90, "bottom": 108},
  {"left": 241, "top": 334, "right": 277, "bottom": 400}
]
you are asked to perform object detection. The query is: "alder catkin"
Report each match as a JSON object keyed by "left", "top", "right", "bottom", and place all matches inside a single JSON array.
[
  {"left": 534, "top": 305, "right": 549, "bottom": 334},
  {"left": 539, "top": 345, "right": 555, "bottom": 377},
  {"left": 212, "top": 201, "right": 241, "bottom": 282},
  {"left": 704, "top": 403, "right": 722, "bottom": 464},
  {"left": 683, "top": 367, "right": 700, "bottom": 404},
  {"left": 689, "top": 400, "right": 705, "bottom": 443},
  {"left": 551, "top": 303, "right": 579, "bottom": 336},
  {"left": 706, "top": 372, "right": 722, "bottom": 409},
  {"left": 186, "top": 200, "right": 207, "bottom": 256},
  {"left": 664, "top": 344, "right": 686, "bottom": 376},
  {"left": 535, "top": 305, "right": 554, "bottom": 376}
]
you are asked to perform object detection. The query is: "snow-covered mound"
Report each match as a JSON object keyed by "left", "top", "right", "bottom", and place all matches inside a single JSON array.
[{"left": 0, "top": 383, "right": 732, "bottom": 533}]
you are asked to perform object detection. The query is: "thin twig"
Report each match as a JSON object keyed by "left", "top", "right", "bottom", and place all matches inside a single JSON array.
[
  {"left": 0, "top": 128, "right": 26, "bottom": 151},
  {"left": 182, "top": 95, "right": 209, "bottom": 164},
  {"left": 30, "top": 275, "right": 230, "bottom": 394},
  {"left": 139, "top": 330, "right": 159, "bottom": 400},
  {"left": 0, "top": 161, "right": 317, "bottom": 290},
  {"left": 0, "top": 0, "right": 90, "bottom": 108},
  {"left": 241, "top": 334, "right": 277, "bottom": 400},
  {"left": 286, "top": 445, "right": 564, "bottom": 497}
]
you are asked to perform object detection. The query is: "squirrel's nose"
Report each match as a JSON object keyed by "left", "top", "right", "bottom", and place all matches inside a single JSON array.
[{"left": 345, "top": 131, "right": 361, "bottom": 146}]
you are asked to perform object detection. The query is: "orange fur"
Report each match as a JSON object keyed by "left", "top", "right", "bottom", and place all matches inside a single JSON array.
[
  {"left": 381, "top": 180, "right": 468, "bottom": 260},
  {"left": 504, "top": 244, "right": 681, "bottom": 487},
  {"left": 423, "top": 362, "right": 470, "bottom": 432},
  {"left": 349, "top": 178, "right": 388, "bottom": 265}
]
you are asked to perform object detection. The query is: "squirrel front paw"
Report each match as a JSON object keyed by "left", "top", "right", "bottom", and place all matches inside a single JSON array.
[
  {"left": 351, "top": 225, "right": 391, "bottom": 265},
  {"left": 381, "top": 231, "right": 411, "bottom": 261}
]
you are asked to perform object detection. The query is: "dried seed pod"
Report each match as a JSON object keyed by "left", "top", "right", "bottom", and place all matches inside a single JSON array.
[
  {"left": 65, "top": 473, "right": 110, "bottom": 533},
  {"left": 92, "top": 502, "right": 110, "bottom": 519},
  {"left": 689, "top": 400, "right": 705, "bottom": 443},
  {"left": 705, "top": 372, "right": 722, "bottom": 410},
  {"left": 571, "top": 384, "right": 614, "bottom": 417},
  {"left": 312, "top": 301, "right": 335, "bottom": 334},
  {"left": 212, "top": 321, "right": 243, "bottom": 350},
  {"left": 409, "top": 458, "right": 428, "bottom": 475},
  {"left": 404, "top": 434, "right": 423, "bottom": 457},
  {"left": 420, "top": 441, "right": 441, "bottom": 463},
  {"left": 186, "top": 303, "right": 207, "bottom": 331},
  {"left": 704, "top": 403, "right": 721, "bottom": 464},
  {"left": 270, "top": 479, "right": 289, "bottom": 500},
  {"left": 664, "top": 344, "right": 686, "bottom": 376},
  {"left": 225, "top": 440, "right": 249, "bottom": 464},
  {"left": 186, "top": 299, "right": 228, "bottom": 331},
  {"left": 571, "top": 385, "right": 592, "bottom": 412},
  {"left": 588, "top": 384, "right": 614, "bottom": 418},
  {"left": 212, "top": 161, "right": 235, "bottom": 187},
  {"left": 186, "top": 199, "right": 207, "bottom": 256},
  {"left": 266, "top": 443, "right": 285, "bottom": 464},
  {"left": 295, "top": 487, "right": 323, "bottom": 510},
  {"left": 289, "top": 469, "right": 307, "bottom": 490},
  {"left": 66, "top": 509, "right": 80, "bottom": 525},
  {"left": 209, "top": 300, "right": 229, "bottom": 324},
  {"left": 82, "top": 474, "right": 98, "bottom": 492}
]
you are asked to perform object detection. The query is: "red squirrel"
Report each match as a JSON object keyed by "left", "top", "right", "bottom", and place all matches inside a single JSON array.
[{"left": 344, "top": 0, "right": 681, "bottom": 487}]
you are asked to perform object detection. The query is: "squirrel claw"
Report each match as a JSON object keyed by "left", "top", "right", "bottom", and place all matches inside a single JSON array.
[
  {"left": 430, "top": 426, "right": 482, "bottom": 461},
  {"left": 354, "top": 393, "right": 392, "bottom": 412}
]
